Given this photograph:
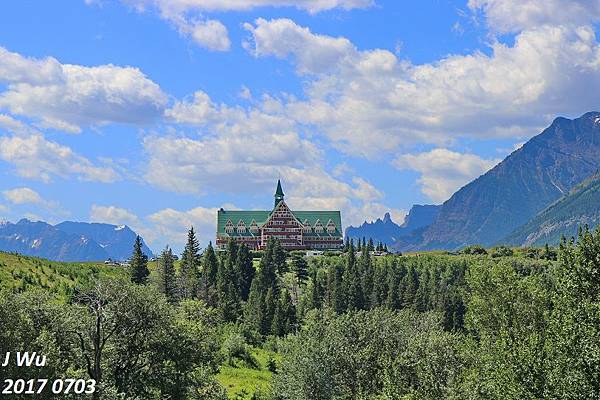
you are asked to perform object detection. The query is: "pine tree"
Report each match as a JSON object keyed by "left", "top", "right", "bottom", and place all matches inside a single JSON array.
[
  {"left": 245, "top": 238, "right": 282, "bottom": 334},
  {"left": 217, "top": 239, "right": 242, "bottom": 322},
  {"left": 328, "top": 263, "right": 345, "bottom": 313},
  {"left": 291, "top": 253, "right": 309, "bottom": 287},
  {"left": 272, "top": 289, "right": 296, "bottom": 336},
  {"left": 178, "top": 227, "right": 201, "bottom": 299},
  {"left": 200, "top": 242, "right": 219, "bottom": 306},
  {"left": 367, "top": 238, "right": 375, "bottom": 252},
  {"left": 309, "top": 268, "right": 323, "bottom": 310},
  {"left": 156, "top": 246, "right": 177, "bottom": 303},
  {"left": 236, "top": 244, "right": 254, "bottom": 301},
  {"left": 402, "top": 265, "right": 419, "bottom": 309},
  {"left": 129, "top": 235, "right": 149, "bottom": 284}
]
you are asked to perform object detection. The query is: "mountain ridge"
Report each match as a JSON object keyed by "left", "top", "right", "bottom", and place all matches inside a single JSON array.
[
  {"left": 414, "top": 111, "right": 600, "bottom": 250},
  {"left": 0, "top": 219, "right": 153, "bottom": 262}
]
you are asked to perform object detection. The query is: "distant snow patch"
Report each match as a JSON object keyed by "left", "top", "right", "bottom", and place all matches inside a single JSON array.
[{"left": 115, "top": 225, "right": 126, "bottom": 231}]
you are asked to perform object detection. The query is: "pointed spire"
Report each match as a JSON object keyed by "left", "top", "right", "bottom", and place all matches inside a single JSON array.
[
  {"left": 274, "top": 179, "right": 285, "bottom": 208},
  {"left": 275, "top": 179, "right": 284, "bottom": 197}
]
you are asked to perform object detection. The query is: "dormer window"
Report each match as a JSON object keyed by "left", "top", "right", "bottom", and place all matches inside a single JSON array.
[
  {"left": 314, "top": 219, "right": 324, "bottom": 233},
  {"left": 250, "top": 220, "right": 259, "bottom": 233},
  {"left": 326, "top": 219, "right": 336, "bottom": 233},
  {"left": 303, "top": 219, "right": 312, "bottom": 233},
  {"left": 225, "top": 219, "right": 234, "bottom": 234},
  {"left": 237, "top": 220, "right": 246, "bottom": 233}
]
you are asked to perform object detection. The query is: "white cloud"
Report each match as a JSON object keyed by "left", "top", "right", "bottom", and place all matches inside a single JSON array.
[
  {"left": 0, "top": 114, "right": 40, "bottom": 136},
  {"left": 0, "top": 134, "right": 120, "bottom": 183},
  {"left": 244, "top": 19, "right": 600, "bottom": 158},
  {"left": 146, "top": 206, "right": 218, "bottom": 250},
  {"left": 468, "top": 0, "right": 600, "bottom": 33},
  {"left": 0, "top": 204, "right": 8, "bottom": 213},
  {"left": 158, "top": 90, "right": 323, "bottom": 193},
  {"left": 0, "top": 47, "right": 167, "bottom": 132},
  {"left": 393, "top": 148, "right": 500, "bottom": 203},
  {"left": 3, "top": 187, "right": 46, "bottom": 205},
  {"left": 243, "top": 18, "right": 356, "bottom": 74},
  {"left": 90, "top": 204, "right": 140, "bottom": 225},
  {"left": 123, "top": 0, "right": 373, "bottom": 14},
  {"left": 188, "top": 19, "right": 231, "bottom": 51}
]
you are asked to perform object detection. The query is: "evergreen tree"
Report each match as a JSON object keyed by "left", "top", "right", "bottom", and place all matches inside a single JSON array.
[
  {"left": 156, "top": 246, "right": 177, "bottom": 303},
  {"left": 178, "top": 227, "right": 201, "bottom": 300},
  {"left": 199, "top": 241, "right": 219, "bottom": 306},
  {"left": 272, "top": 289, "right": 297, "bottom": 336},
  {"left": 216, "top": 239, "right": 242, "bottom": 322},
  {"left": 129, "top": 235, "right": 149, "bottom": 284},
  {"left": 402, "top": 265, "right": 419, "bottom": 309},
  {"left": 367, "top": 238, "right": 375, "bottom": 252},
  {"left": 291, "top": 253, "right": 309, "bottom": 287},
  {"left": 245, "top": 238, "right": 282, "bottom": 334},
  {"left": 344, "top": 245, "right": 365, "bottom": 311},
  {"left": 236, "top": 244, "right": 254, "bottom": 301},
  {"left": 329, "top": 263, "right": 345, "bottom": 313},
  {"left": 309, "top": 268, "right": 323, "bottom": 310}
]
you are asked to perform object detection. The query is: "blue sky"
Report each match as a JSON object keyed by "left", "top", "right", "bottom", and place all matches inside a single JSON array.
[{"left": 1, "top": 0, "right": 599, "bottom": 252}]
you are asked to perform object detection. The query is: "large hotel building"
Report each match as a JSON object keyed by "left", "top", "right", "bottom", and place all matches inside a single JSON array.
[{"left": 216, "top": 181, "right": 343, "bottom": 250}]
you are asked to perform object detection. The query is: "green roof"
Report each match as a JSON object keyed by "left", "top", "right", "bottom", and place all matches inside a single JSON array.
[{"left": 216, "top": 208, "right": 343, "bottom": 238}]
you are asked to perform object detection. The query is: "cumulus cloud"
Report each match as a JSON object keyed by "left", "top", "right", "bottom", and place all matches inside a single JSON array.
[
  {"left": 0, "top": 134, "right": 119, "bottom": 183},
  {"left": 468, "top": 0, "right": 600, "bottom": 33},
  {"left": 158, "top": 90, "right": 322, "bottom": 193},
  {"left": 243, "top": 19, "right": 600, "bottom": 158},
  {"left": 90, "top": 204, "right": 140, "bottom": 225},
  {"left": 3, "top": 187, "right": 46, "bottom": 206},
  {"left": 147, "top": 206, "right": 218, "bottom": 249},
  {"left": 393, "top": 148, "right": 500, "bottom": 202},
  {"left": 243, "top": 18, "right": 356, "bottom": 74},
  {"left": 187, "top": 19, "right": 231, "bottom": 51},
  {"left": 0, "top": 47, "right": 167, "bottom": 132}
]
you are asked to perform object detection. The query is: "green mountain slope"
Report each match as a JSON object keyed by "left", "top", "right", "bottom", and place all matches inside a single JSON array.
[
  {"left": 502, "top": 173, "right": 600, "bottom": 246},
  {"left": 417, "top": 111, "right": 600, "bottom": 250},
  {"left": 0, "top": 251, "right": 125, "bottom": 297}
]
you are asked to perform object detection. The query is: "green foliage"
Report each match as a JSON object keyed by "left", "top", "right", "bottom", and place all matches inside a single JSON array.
[
  {"left": 156, "top": 246, "right": 177, "bottom": 303},
  {"left": 274, "top": 308, "right": 462, "bottom": 399},
  {"left": 178, "top": 227, "right": 201, "bottom": 299},
  {"left": 130, "top": 235, "right": 150, "bottom": 284},
  {"left": 460, "top": 244, "right": 488, "bottom": 255},
  {"left": 0, "top": 279, "right": 225, "bottom": 399},
  {"left": 545, "top": 228, "right": 600, "bottom": 398},
  {"left": 490, "top": 245, "right": 514, "bottom": 258}
]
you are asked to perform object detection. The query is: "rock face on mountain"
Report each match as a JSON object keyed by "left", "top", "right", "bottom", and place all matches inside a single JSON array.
[
  {"left": 417, "top": 112, "right": 600, "bottom": 250},
  {"left": 0, "top": 219, "right": 153, "bottom": 262},
  {"left": 502, "top": 173, "right": 600, "bottom": 247},
  {"left": 345, "top": 204, "right": 440, "bottom": 246},
  {"left": 55, "top": 221, "right": 153, "bottom": 261}
]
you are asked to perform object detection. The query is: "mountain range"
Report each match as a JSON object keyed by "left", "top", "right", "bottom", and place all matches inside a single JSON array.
[
  {"left": 348, "top": 111, "right": 600, "bottom": 251},
  {"left": 346, "top": 205, "right": 439, "bottom": 246},
  {"left": 0, "top": 219, "right": 153, "bottom": 262}
]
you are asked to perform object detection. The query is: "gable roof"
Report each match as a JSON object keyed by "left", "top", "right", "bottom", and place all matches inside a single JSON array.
[{"left": 217, "top": 208, "right": 343, "bottom": 237}]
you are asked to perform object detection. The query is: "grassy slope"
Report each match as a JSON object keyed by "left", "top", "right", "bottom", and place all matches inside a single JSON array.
[
  {"left": 217, "top": 347, "right": 277, "bottom": 399},
  {"left": 0, "top": 251, "right": 126, "bottom": 297}
]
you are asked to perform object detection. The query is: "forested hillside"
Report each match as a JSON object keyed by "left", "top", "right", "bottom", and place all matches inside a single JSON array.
[{"left": 2, "top": 229, "right": 600, "bottom": 399}]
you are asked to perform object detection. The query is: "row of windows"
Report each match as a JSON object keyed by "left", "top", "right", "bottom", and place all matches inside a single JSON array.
[{"left": 225, "top": 217, "right": 338, "bottom": 234}]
